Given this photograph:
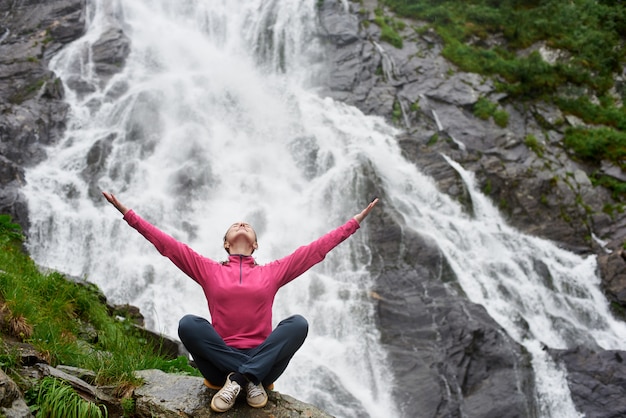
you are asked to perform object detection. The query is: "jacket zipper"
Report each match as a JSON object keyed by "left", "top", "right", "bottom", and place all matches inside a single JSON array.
[{"left": 239, "top": 255, "right": 243, "bottom": 284}]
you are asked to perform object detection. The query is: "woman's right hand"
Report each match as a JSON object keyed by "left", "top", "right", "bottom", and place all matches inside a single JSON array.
[
  {"left": 353, "top": 197, "right": 379, "bottom": 224},
  {"left": 102, "top": 191, "right": 129, "bottom": 215}
]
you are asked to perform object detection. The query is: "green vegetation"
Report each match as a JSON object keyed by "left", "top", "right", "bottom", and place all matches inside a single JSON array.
[
  {"left": 373, "top": 8, "right": 405, "bottom": 48},
  {"left": 427, "top": 132, "right": 439, "bottom": 145},
  {"left": 563, "top": 127, "right": 626, "bottom": 166},
  {"left": 524, "top": 134, "right": 544, "bottom": 158},
  {"left": 8, "top": 77, "right": 46, "bottom": 104},
  {"left": 31, "top": 377, "right": 108, "bottom": 417},
  {"left": 563, "top": 126, "right": 626, "bottom": 197},
  {"left": 483, "top": 178, "right": 492, "bottom": 195},
  {"left": 473, "top": 97, "right": 496, "bottom": 120},
  {"left": 392, "top": 100, "right": 403, "bottom": 124},
  {"left": 380, "top": 0, "right": 625, "bottom": 98},
  {"left": 0, "top": 217, "right": 200, "bottom": 412},
  {"left": 0, "top": 215, "right": 23, "bottom": 245},
  {"left": 492, "top": 109, "right": 509, "bottom": 128},
  {"left": 379, "top": 0, "right": 626, "bottom": 199},
  {"left": 473, "top": 97, "right": 509, "bottom": 127},
  {"left": 121, "top": 397, "right": 136, "bottom": 416}
]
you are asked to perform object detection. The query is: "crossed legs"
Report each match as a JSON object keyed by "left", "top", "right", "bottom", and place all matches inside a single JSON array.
[{"left": 178, "top": 314, "right": 309, "bottom": 388}]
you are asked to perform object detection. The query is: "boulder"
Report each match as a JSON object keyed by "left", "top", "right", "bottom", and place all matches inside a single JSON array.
[
  {"left": 598, "top": 249, "right": 626, "bottom": 311},
  {"left": 0, "top": 369, "right": 31, "bottom": 418},
  {"left": 134, "top": 369, "right": 333, "bottom": 418}
]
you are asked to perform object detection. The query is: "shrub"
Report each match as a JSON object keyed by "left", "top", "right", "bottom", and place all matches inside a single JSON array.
[
  {"left": 525, "top": 134, "right": 544, "bottom": 157},
  {"left": 381, "top": 25, "right": 403, "bottom": 48},
  {"left": 493, "top": 109, "right": 509, "bottom": 127},
  {"left": 473, "top": 97, "right": 497, "bottom": 120},
  {"left": 563, "top": 127, "right": 626, "bottom": 168},
  {"left": 473, "top": 97, "right": 508, "bottom": 126}
]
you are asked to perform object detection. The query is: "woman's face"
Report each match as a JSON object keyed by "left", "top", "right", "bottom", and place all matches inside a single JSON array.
[{"left": 223, "top": 222, "right": 258, "bottom": 253}]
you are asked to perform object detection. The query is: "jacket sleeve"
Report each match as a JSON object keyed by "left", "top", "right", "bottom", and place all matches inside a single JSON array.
[
  {"left": 268, "top": 218, "right": 360, "bottom": 287},
  {"left": 123, "top": 210, "right": 212, "bottom": 284}
]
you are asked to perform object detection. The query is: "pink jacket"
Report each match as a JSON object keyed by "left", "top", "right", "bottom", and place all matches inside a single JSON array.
[{"left": 123, "top": 210, "right": 360, "bottom": 348}]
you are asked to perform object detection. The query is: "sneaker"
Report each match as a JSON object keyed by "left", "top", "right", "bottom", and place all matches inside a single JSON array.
[
  {"left": 210, "top": 373, "right": 241, "bottom": 412},
  {"left": 246, "top": 381, "right": 268, "bottom": 408}
]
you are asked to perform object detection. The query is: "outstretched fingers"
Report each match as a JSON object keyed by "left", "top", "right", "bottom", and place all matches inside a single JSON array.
[
  {"left": 354, "top": 197, "right": 379, "bottom": 224},
  {"left": 102, "top": 191, "right": 129, "bottom": 215}
]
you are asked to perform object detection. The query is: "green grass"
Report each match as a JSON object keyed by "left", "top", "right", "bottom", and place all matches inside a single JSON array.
[
  {"left": 0, "top": 216, "right": 200, "bottom": 408},
  {"left": 30, "top": 377, "right": 108, "bottom": 418},
  {"left": 525, "top": 134, "right": 545, "bottom": 158},
  {"left": 373, "top": 8, "right": 405, "bottom": 48},
  {"left": 473, "top": 97, "right": 509, "bottom": 127}
]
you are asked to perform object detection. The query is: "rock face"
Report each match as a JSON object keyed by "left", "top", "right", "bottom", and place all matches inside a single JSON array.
[
  {"left": 0, "top": 0, "right": 86, "bottom": 229},
  {"left": 2, "top": 1, "right": 626, "bottom": 418},
  {"left": 318, "top": 0, "right": 624, "bottom": 256},
  {"left": 549, "top": 347, "right": 626, "bottom": 418},
  {"left": 0, "top": 0, "right": 130, "bottom": 230},
  {"left": 317, "top": 1, "right": 626, "bottom": 417},
  {"left": 366, "top": 209, "right": 536, "bottom": 417}
]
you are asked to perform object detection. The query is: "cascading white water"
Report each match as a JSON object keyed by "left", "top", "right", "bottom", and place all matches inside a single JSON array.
[
  {"left": 24, "top": 0, "right": 397, "bottom": 417},
  {"left": 22, "top": 0, "right": 626, "bottom": 417}
]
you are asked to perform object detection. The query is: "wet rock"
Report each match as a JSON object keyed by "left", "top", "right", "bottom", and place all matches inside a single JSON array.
[
  {"left": 91, "top": 27, "right": 130, "bottom": 81},
  {"left": 0, "top": 0, "right": 86, "bottom": 230},
  {"left": 550, "top": 347, "right": 626, "bottom": 418},
  {"left": 368, "top": 212, "right": 536, "bottom": 417},
  {"left": 598, "top": 249, "right": 626, "bottom": 310}
]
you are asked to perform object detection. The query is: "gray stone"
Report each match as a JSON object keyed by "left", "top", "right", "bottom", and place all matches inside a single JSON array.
[
  {"left": 134, "top": 369, "right": 334, "bottom": 418},
  {"left": 0, "top": 369, "right": 32, "bottom": 418},
  {"left": 0, "top": 0, "right": 86, "bottom": 230},
  {"left": 91, "top": 27, "right": 130, "bottom": 81},
  {"left": 319, "top": 0, "right": 360, "bottom": 46},
  {"left": 368, "top": 217, "right": 536, "bottom": 418},
  {"left": 550, "top": 347, "right": 626, "bottom": 418}
]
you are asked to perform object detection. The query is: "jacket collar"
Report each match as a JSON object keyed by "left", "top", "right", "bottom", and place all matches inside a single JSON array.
[{"left": 227, "top": 254, "right": 256, "bottom": 264}]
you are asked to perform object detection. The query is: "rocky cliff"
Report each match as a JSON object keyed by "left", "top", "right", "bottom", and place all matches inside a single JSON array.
[
  {"left": 1, "top": 1, "right": 626, "bottom": 417},
  {"left": 317, "top": 1, "right": 626, "bottom": 417},
  {"left": 0, "top": 0, "right": 85, "bottom": 229}
]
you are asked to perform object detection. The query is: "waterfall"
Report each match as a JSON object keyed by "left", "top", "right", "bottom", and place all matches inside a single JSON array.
[
  {"left": 22, "top": 0, "right": 626, "bottom": 417},
  {"left": 24, "top": 0, "right": 396, "bottom": 416}
]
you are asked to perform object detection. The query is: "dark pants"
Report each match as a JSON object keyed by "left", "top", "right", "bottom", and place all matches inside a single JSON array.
[{"left": 178, "top": 314, "right": 308, "bottom": 387}]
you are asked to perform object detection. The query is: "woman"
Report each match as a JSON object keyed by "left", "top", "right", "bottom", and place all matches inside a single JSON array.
[{"left": 102, "top": 191, "right": 379, "bottom": 413}]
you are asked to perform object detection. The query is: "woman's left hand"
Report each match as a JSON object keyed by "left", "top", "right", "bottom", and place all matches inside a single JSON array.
[
  {"left": 102, "top": 191, "right": 129, "bottom": 215},
  {"left": 354, "top": 198, "right": 379, "bottom": 224}
]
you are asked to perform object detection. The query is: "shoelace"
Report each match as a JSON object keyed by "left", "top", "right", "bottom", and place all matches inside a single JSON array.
[
  {"left": 247, "top": 382, "right": 265, "bottom": 398},
  {"left": 219, "top": 381, "right": 240, "bottom": 402}
]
